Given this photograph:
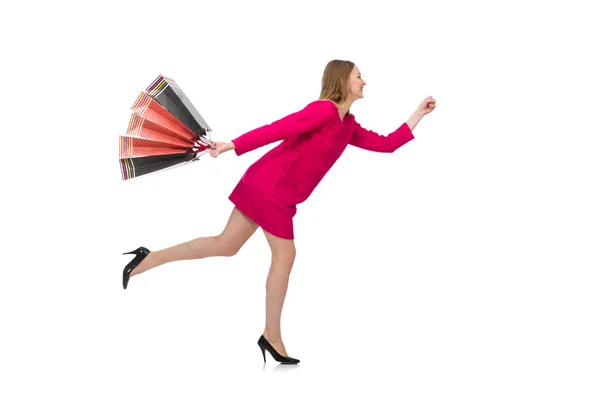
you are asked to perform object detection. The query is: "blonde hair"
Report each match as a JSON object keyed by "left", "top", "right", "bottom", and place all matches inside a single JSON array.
[{"left": 319, "top": 59, "right": 355, "bottom": 115}]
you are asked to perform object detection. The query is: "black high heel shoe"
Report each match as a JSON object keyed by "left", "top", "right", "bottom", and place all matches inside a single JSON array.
[
  {"left": 122, "top": 246, "right": 151, "bottom": 289},
  {"left": 257, "top": 335, "right": 300, "bottom": 364}
]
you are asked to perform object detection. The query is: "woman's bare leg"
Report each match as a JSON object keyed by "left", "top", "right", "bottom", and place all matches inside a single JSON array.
[
  {"left": 262, "top": 230, "right": 296, "bottom": 357},
  {"left": 129, "top": 207, "right": 258, "bottom": 277}
]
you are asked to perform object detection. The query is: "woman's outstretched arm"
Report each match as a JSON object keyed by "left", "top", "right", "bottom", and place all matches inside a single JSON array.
[
  {"left": 348, "top": 113, "right": 418, "bottom": 153},
  {"left": 230, "top": 100, "right": 336, "bottom": 156},
  {"left": 348, "top": 96, "right": 435, "bottom": 153}
]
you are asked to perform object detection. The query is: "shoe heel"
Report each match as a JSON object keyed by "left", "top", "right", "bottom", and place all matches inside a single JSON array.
[
  {"left": 259, "top": 345, "right": 266, "bottom": 363},
  {"left": 123, "top": 246, "right": 149, "bottom": 256}
]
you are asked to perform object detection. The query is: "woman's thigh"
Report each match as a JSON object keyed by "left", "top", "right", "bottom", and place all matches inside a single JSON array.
[{"left": 218, "top": 207, "right": 259, "bottom": 254}]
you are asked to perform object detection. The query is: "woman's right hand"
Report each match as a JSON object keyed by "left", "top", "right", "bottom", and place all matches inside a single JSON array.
[{"left": 209, "top": 141, "right": 234, "bottom": 158}]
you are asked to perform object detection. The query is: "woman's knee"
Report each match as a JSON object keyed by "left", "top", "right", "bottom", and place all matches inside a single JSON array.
[
  {"left": 271, "top": 251, "right": 296, "bottom": 271},
  {"left": 215, "top": 234, "right": 242, "bottom": 257},
  {"left": 263, "top": 229, "right": 296, "bottom": 270}
]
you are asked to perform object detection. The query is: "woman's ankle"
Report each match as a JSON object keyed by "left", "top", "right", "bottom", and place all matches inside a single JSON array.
[{"left": 263, "top": 330, "right": 282, "bottom": 342}]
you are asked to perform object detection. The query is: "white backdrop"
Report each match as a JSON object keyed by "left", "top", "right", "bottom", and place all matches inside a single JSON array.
[{"left": 2, "top": 0, "right": 599, "bottom": 395}]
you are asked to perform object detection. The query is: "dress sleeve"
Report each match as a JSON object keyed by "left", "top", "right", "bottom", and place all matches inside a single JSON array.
[
  {"left": 348, "top": 117, "right": 415, "bottom": 153},
  {"left": 232, "top": 100, "right": 336, "bottom": 156}
]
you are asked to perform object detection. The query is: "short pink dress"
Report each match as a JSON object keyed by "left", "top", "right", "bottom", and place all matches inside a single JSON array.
[{"left": 229, "top": 100, "right": 415, "bottom": 240}]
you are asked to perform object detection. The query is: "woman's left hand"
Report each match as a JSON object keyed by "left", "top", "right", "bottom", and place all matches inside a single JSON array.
[
  {"left": 209, "top": 141, "right": 233, "bottom": 158},
  {"left": 416, "top": 96, "right": 436, "bottom": 117}
]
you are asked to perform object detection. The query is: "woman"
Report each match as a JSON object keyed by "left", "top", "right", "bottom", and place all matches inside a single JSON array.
[{"left": 122, "top": 59, "right": 436, "bottom": 364}]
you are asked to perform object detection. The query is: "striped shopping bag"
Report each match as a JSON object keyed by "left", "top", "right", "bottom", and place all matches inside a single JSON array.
[{"left": 119, "top": 75, "right": 214, "bottom": 180}]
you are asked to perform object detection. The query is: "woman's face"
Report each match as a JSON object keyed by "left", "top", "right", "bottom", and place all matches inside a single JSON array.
[{"left": 347, "top": 66, "right": 366, "bottom": 100}]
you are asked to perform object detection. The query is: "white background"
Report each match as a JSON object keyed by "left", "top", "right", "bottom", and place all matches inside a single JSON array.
[{"left": 1, "top": 0, "right": 599, "bottom": 395}]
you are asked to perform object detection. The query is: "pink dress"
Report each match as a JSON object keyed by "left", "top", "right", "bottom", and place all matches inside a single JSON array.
[{"left": 229, "top": 99, "right": 415, "bottom": 240}]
